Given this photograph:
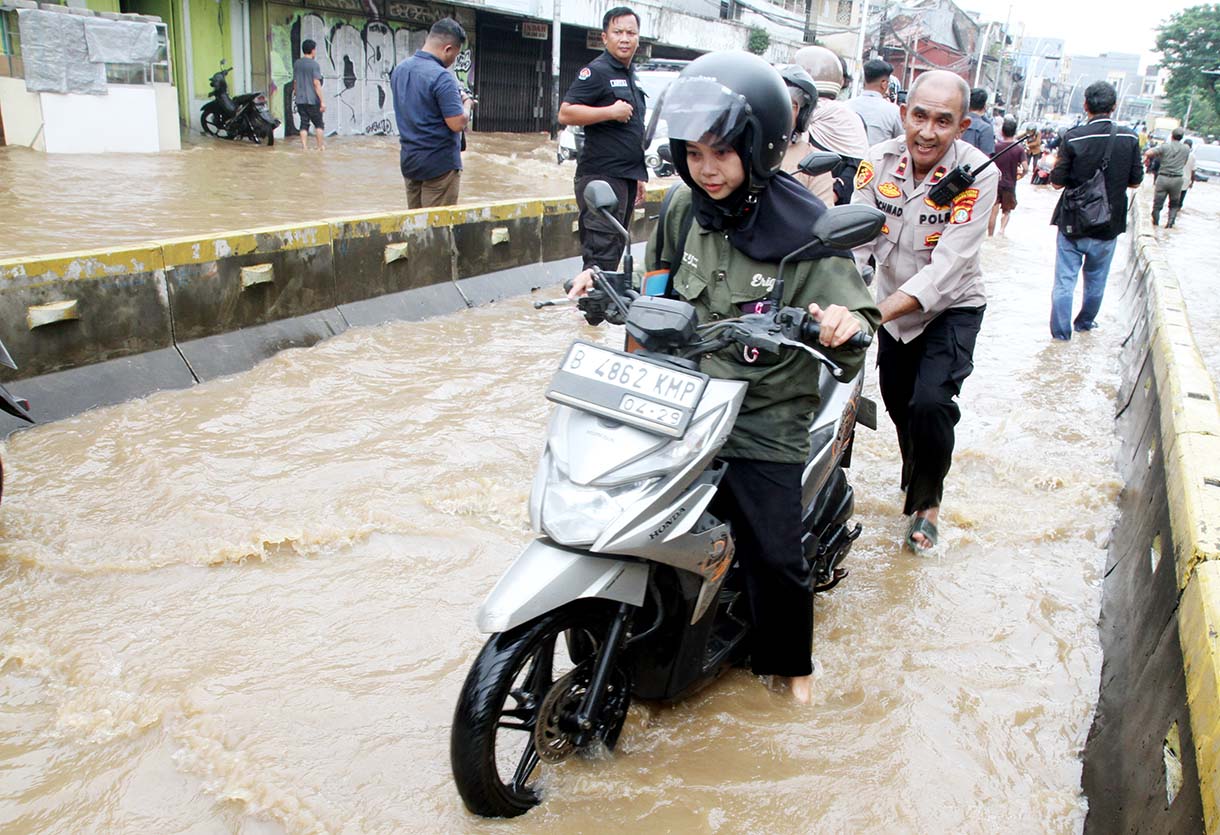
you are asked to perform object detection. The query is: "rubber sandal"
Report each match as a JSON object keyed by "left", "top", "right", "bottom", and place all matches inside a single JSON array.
[{"left": 905, "top": 516, "right": 938, "bottom": 553}]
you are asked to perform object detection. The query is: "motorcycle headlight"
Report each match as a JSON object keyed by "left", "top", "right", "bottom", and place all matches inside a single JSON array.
[
  {"left": 645, "top": 153, "right": 661, "bottom": 169},
  {"left": 541, "top": 456, "right": 659, "bottom": 545}
]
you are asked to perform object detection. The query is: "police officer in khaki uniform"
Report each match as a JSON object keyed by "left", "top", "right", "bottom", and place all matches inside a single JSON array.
[{"left": 851, "top": 70, "right": 998, "bottom": 553}]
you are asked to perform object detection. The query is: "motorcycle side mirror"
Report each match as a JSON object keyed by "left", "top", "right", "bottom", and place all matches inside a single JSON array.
[
  {"left": 658, "top": 143, "right": 673, "bottom": 164},
  {"left": 583, "top": 180, "right": 620, "bottom": 213},
  {"left": 798, "top": 150, "right": 842, "bottom": 177},
  {"left": 811, "top": 205, "right": 887, "bottom": 249}
]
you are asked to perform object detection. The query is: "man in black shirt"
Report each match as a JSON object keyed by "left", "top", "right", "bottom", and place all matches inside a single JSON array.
[
  {"left": 559, "top": 6, "right": 647, "bottom": 271},
  {"left": 1048, "top": 81, "right": 1143, "bottom": 341}
]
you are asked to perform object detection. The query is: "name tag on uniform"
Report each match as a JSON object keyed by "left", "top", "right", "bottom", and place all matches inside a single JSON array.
[{"left": 609, "top": 79, "right": 628, "bottom": 88}]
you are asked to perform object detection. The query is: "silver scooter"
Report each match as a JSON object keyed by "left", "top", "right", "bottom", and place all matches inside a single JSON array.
[{"left": 450, "top": 177, "right": 885, "bottom": 818}]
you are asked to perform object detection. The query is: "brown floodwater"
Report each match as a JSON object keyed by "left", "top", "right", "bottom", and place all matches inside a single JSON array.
[
  {"left": 0, "top": 184, "right": 1133, "bottom": 831},
  {"left": 0, "top": 132, "right": 590, "bottom": 259}
]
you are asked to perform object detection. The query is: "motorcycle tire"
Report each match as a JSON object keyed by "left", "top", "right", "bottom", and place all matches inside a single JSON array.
[
  {"left": 200, "top": 109, "right": 230, "bottom": 139},
  {"left": 264, "top": 124, "right": 275, "bottom": 146},
  {"left": 449, "top": 601, "right": 630, "bottom": 818}
]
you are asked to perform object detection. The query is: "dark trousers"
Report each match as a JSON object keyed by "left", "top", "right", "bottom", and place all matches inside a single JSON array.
[
  {"left": 876, "top": 307, "right": 984, "bottom": 515},
  {"left": 710, "top": 457, "right": 812, "bottom": 678},
  {"left": 574, "top": 174, "right": 636, "bottom": 271}
]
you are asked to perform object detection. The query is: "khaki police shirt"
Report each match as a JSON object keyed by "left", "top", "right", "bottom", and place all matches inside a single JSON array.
[{"left": 850, "top": 138, "right": 998, "bottom": 343}]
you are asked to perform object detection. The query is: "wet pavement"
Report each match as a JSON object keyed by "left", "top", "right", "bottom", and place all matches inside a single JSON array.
[
  {"left": 1154, "top": 180, "right": 1220, "bottom": 389},
  {"left": 0, "top": 132, "right": 606, "bottom": 259},
  {"left": 0, "top": 181, "right": 1148, "bottom": 832}
]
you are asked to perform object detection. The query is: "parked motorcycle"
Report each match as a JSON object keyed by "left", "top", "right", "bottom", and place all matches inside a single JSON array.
[
  {"left": 0, "top": 340, "right": 36, "bottom": 504},
  {"left": 200, "top": 66, "right": 280, "bottom": 146},
  {"left": 450, "top": 177, "right": 884, "bottom": 817}
]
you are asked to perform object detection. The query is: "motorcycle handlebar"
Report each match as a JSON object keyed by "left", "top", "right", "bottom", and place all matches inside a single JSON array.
[{"left": 797, "top": 316, "right": 873, "bottom": 350}]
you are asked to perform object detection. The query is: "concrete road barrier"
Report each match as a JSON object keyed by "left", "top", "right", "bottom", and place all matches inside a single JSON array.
[
  {"left": 328, "top": 209, "right": 455, "bottom": 307},
  {"left": 0, "top": 245, "right": 176, "bottom": 377},
  {"left": 162, "top": 223, "right": 345, "bottom": 381},
  {"left": 1083, "top": 191, "right": 1220, "bottom": 832}
]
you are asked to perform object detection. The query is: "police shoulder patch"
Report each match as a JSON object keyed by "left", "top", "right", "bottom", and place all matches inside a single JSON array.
[
  {"left": 878, "top": 181, "right": 901, "bottom": 198},
  {"left": 952, "top": 187, "right": 980, "bottom": 204},
  {"left": 578, "top": 67, "right": 592, "bottom": 80},
  {"left": 855, "top": 160, "right": 875, "bottom": 189}
]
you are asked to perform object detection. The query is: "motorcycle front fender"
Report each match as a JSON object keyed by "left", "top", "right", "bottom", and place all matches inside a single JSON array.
[{"left": 477, "top": 539, "right": 648, "bottom": 634}]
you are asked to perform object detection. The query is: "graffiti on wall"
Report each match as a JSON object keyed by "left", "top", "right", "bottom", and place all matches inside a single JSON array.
[{"left": 271, "top": 8, "right": 473, "bottom": 137}]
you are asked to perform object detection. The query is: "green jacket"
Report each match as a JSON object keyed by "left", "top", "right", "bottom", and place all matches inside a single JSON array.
[{"left": 643, "top": 186, "right": 881, "bottom": 463}]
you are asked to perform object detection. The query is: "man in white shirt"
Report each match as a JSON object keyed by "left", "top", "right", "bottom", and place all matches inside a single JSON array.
[
  {"left": 849, "top": 58, "right": 903, "bottom": 148},
  {"left": 795, "top": 45, "right": 869, "bottom": 206}
]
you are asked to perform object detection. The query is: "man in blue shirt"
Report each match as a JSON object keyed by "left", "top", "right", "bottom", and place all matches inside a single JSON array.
[
  {"left": 390, "top": 18, "right": 472, "bottom": 208},
  {"left": 960, "top": 87, "right": 995, "bottom": 154}
]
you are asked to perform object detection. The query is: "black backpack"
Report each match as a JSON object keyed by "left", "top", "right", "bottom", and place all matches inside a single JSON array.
[{"left": 1058, "top": 122, "right": 1116, "bottom": 236}]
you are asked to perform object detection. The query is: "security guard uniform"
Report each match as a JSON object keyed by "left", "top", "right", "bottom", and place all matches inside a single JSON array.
[
  {"left": 851, "top": 137, "right": 998, "bottom": 516},
  {"left": 563, "top": 51, "right": 648, "bottom": 270}
]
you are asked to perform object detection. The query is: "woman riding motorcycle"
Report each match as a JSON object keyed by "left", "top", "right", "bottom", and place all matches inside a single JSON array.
[{"left": 568, "top": 51, "right": 881, "bottom": 702}]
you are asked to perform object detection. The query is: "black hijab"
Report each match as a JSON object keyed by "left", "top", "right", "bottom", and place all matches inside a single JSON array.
[{"left": 677, "top": 137, "right": 853, "bottom": 264}]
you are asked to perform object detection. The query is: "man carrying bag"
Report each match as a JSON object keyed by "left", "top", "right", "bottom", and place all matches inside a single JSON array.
[{"left": 1048, "top": 81, "right": 1143, "bottom": 341}]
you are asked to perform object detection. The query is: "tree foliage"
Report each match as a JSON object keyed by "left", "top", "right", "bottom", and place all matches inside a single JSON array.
[
  {"left": 747, "top": 26, "right": 770, "bottom": 55},
  {"left": 1156, "top": 4, "right": 1220, "bottom": 133}
]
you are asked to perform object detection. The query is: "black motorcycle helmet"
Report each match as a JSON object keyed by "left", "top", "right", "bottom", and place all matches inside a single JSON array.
[
  {"left": 777, "top": 63, "right": 817, "bottom": 138},
  {"left": 662, "top": 51, "right": 793, "bottom": 199}
]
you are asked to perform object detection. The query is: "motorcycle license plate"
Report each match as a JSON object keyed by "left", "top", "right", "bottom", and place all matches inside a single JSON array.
[{"left": 546, "top": 341, "right": 708, "bottom": 437}]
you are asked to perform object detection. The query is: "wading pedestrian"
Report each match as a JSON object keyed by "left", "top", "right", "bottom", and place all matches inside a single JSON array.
[
  {"left": 390, "top": 18, "right": 473, "bottom": 209},
  {"left": 1049, "top": 81, "right": 1143, "bottom": 340},
  {"left": 293, "top": 39, "right": 326, "bottom": 151},
  {"left": 851, "top": 70, "right": 998, "bottom": 553},
  {"left": 558, "top": 6, "right": 647, "bottom": 272},
  {"left": 1144, "top": 127, "right": 1191, "bottom": 227},
  {"left": 1181, "top": 138, "right": 1197, "bottom": 208},
  {"left": 989, "top": 117, "right": 1027, "bottom": 237}
]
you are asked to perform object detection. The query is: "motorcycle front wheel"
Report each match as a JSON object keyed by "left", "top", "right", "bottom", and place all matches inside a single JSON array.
[{"left": 450, "top": 601, "right": 630, "bottom": 818}]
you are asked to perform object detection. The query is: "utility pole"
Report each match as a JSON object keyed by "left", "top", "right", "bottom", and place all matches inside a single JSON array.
[
  {"left": 804, "top": 0, "right": 818, "bottom": 44},
  {"left": 549, "top": 0, "right": 561, "bottom": 139}
]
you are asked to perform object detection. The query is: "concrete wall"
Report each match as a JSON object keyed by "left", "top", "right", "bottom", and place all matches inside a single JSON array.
[
  {"left": 1082, "top": 190, "right": 1220, "bottom": 832},
  {"left": 0, "top": 190, "right": 660, "bottom": 426},
  {"left": 0, "top": 74, "right": 44, "bottom": 148}
]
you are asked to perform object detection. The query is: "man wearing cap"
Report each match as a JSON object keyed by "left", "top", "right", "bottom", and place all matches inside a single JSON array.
[{"left": 850, "top": 70, "right": 998, "bottom": 553}]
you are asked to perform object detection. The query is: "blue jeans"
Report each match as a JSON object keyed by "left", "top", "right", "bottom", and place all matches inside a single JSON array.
[{"left": 1051, "top": 232, "right": 1117, "bottom": 340}]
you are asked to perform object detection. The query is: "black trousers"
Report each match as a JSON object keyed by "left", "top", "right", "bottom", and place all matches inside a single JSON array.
[
  {"left": 710, "top": 457, "right": 812, "bottom": 678},
  {"left": 574, "top": 174, "right": 636, "bottom": 271},
  {"left": 876, "top": 306, "right": 984, "bottom": 516}
]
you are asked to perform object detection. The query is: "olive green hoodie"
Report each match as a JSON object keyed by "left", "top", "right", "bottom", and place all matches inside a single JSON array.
[{"left": 644, "top": 186, "right": 881, "bottom": 463}]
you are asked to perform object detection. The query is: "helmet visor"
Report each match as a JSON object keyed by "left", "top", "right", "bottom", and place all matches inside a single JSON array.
[{"left": 660, "top": 75, "right": 751, "bottom": 146}]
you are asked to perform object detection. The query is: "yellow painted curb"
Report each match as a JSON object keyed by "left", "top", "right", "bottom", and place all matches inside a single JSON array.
[
  {"left": 0, "top": 244, "right": 165, "bottom": 283},
  {"left": 1180, "top": 562, "right": 1220, "bottom": 828},
  {"left": 160, "top": 222, "right": 333, "bottom": 267},
  {"left": 1135, "top": 189, "right": 1220, "bottom": 834}
]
